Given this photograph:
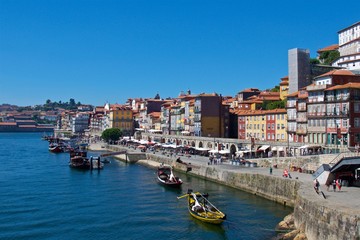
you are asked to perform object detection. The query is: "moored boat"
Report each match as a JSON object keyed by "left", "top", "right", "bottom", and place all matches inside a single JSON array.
[
  {"left": 49, "top": 143, "right": 64, "bottom": 153},
  {"left": 178, "top": 189, "right": 226, "bottom": 224},
  {"left": 157, "top": 164, "right": 183, "bottom": 188},
  {"left": 69, "top": 150, "right": 104, "bottom": 170}
]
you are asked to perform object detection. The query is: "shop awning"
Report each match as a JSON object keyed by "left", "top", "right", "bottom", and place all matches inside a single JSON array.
[{"left": 258, "top": 145, "right": 270, "bottom": 151}]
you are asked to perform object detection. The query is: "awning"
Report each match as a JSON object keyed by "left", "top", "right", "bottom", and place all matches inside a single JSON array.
[
  {"left": 209, "top": 149, "right": 219, "bottom": 153},
  {"left": 236, "top": 150, "right": 251, "bottom": 154},
  {"left": 194, "top": 147, "right": 209, "bottom": 151},
  {"left": 278, "top": 147, "right": 284, "bottom": 151},
  {"left": 258, "top": 145, "right": 270, "bottom": 151},
  {"left": 271, "top": 147, "right": 277, "bottom": 151},
  {"left": 299, "top": 145, "right": 309, "bottom": 149},
  {"left": 181, "top": 130, "right": 190, "bottom": 134},
  {"left": 148, "top": 129, "right": 162, "bottom": 133},
  {"left": 219, "top": 149, "right": 230, "bottom": 154}
]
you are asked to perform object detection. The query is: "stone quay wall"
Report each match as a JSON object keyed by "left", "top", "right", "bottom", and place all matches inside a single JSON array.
[
  {"left": 146, "top": 154, "right": 299, "bottom": 207},
  {"left": 98, "top": 145, "right": 359, "bottom": 240},
  {"left": 143, "top": 154, "right": 359, "bottom": 240},
  {"left": 294, "top": 186, "right": 359, "bottom": 240}
]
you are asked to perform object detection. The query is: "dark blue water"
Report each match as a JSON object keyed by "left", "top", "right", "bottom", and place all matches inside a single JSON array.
[{"left": 0, "top": 133, "right": 292, "bottom": 240}]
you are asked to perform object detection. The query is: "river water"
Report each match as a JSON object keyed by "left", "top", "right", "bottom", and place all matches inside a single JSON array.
[{"left": 0, "top": 133, "right": 292, "bottom": 240}]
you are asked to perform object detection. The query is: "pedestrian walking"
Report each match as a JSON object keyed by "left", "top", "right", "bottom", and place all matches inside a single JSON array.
[
  {"left": 332, "top": 180, "right": 337, "bottom": 192},
  {"left": 336, "top": 179, "right": 342, "bottom": 191}
]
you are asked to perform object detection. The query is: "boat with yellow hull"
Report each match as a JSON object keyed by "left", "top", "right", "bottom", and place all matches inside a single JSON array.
[{"left": 178, "top": 189, "right": 226, "bottom": 224}]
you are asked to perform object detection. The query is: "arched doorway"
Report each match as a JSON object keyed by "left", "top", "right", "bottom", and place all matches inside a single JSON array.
[{"left": 230, "top": 144, "right": 237, "bottom": 157}]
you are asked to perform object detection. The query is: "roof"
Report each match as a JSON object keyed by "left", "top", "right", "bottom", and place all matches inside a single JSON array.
[
  {"left": 317, "top": 44, "right": 339, "bottom": 53},
  {"left": 337, "top": 21, "right": 360, "bottom": 33},
  {"left": 325, "top": 82, "right": 360, "bottom": 91},
  {"left": 286, "top": 91, "right": 299, "bottom": 97},
  {"left": 235, "top": 108, "right": 286, "bottom": 116},
  {"left": 0, "top": 122, "right": 17, "bottom": 126},
  {"left": 239, "top": 88, "right": 260, "bottom": 93},
  {"left": 280, "top": 80, "right": 289, "bottom": 86},
  {"left": 315, "top": 69, "right": 355, "bottom": 78}
]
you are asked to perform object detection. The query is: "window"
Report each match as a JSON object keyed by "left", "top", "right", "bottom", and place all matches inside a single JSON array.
[
  {"left": 355, "top": 118, "right": 360, "bottom": 128},
  {"left": 355, "top": 103, "right": 360, "bottom": 113}
]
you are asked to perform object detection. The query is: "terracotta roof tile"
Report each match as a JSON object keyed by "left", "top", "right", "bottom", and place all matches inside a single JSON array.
[
  {"left": 317, "top": 44, "right": 339, "bottom": 53},
  {"left": 325, "top": 82, "right": 360, "bottom": 91},
  {"left": 315, "top": 69, "right": 355, "bottom": 78}
]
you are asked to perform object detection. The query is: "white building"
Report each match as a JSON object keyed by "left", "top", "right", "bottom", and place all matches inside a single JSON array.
[
  {"left": 332, "top": 21, "right": 360, "bottom": 70},
  {"left": 72, "top": 113, "right": 90, "bottom": 133}
]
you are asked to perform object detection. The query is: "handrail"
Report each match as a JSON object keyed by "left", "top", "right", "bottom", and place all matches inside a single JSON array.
[{"left": 329, "top": 151, "right": 360, "bottom": 166}]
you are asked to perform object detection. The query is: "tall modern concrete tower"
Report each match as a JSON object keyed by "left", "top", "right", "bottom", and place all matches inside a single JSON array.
[{"left": 288, "top": 48, "right": 311, "bottom": 94}]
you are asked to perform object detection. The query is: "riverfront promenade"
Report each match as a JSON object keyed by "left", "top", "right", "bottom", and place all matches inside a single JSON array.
[
  {"left": 89, "top": 142, "right": 360, "bottom": 240},
  {"left": 90, "top": 142, "right": 360, "bottom": 212}
]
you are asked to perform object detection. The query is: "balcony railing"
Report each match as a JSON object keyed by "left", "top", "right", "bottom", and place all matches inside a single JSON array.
[
  {"left": 307, "top": 112, "right": 326, "bottom": 117},
  {"left": 296, "top": 128, "right": 307, "bottom": 134},
  {"left": 307, "top": 126, "right": 326, "bottom": 132}
]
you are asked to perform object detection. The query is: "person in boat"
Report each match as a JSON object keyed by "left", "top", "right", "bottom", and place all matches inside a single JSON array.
[
  {"left": 191, "top": 195, "right": 205, "bottom": 212},
  {"left": 169, "top": 171, "right": 176, "bottom": 182}
]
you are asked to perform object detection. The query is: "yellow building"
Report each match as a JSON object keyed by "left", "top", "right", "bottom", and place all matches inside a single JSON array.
[
  {"left": 238, "top": 108, "right": 287, "bottom": 142},
  {"left": 279, "top": 76, "right": 289, "bottom": 100},
  {"left": 109, "top": 104, "right": 133, "bottom": 135}
]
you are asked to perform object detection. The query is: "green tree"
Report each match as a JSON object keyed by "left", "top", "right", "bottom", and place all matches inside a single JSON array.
[
  {"left": 319, "top": 50, "right": 340, "bottom": 65},
  {"left": 310, "top": 58, "right": 320, "bottom": 64},
  {"left": 261, "top": 100, "right": 286, "bottom": 110},
  {"left": 101, "top": 128, "right": 122, "bottom": 143}
]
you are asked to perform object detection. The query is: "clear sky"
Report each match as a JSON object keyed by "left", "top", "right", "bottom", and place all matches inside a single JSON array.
[{"left": 1, "top": 0, "right": 359, "bottom": 107}]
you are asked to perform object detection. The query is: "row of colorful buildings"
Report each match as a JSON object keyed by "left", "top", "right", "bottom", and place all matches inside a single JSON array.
[{"left": 52, "top": 21, "right": 360, "bottom": 150}]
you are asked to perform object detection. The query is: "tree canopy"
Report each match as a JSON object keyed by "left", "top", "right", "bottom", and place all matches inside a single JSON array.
[
  {"left": 319, "top": 50, "right": 340, "bottom": 65},
  {"left": 101, "top": 128, "right": 122, "bottom": 143}
]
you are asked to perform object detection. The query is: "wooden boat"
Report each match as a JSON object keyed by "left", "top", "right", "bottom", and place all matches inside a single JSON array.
[
  {"left": 157, "top": 164, "right": 183, "bottom": 188},
  {"left": 69, "top": 150, "right": 104, "bottom": 170},
  {"left": 178, "top": 189, "right": 226, "bottom": 224},
  {"left": 49, "top": 143, "right": 64, "bottom": 153}
]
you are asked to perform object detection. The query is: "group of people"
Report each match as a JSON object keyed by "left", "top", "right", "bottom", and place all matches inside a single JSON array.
[
  {"left": 314, "top": 178, "right": 342, "bottom": 193},
  {"left": 208, "top": 155, "right": 222, "bottom": 165}
]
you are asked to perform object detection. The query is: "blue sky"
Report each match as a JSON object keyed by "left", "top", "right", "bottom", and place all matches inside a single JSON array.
[{"left": 1, "top": 0, "right": 359, "bottom": 107}]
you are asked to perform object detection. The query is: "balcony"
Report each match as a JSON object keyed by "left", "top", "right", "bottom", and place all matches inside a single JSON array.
[
  {"left": 296, "top": 128, "right": 307, "bottom": 135},
  {"left": 307, "top": 112, "right": 326, "bottom": 118},
  {"left": 325, "top": 96, "right": 350, "bottom": 102},
  {"left": 307, "top": 126, "right": 326, "bottom": 132},
  {"left": 307, "top": 84, "right": 327, "bottom": 91},
  {"left": 297, "top": 117, "right": 307, "bottom": 123},
  {"left": 287, "top": 115, "right": 297, "bottom": 121},
  {"left": 286, "top": 103, "right": 296, "bottom": 108},
  {"left": 297, "top": 106, "right": 307, "bottom": 111}
]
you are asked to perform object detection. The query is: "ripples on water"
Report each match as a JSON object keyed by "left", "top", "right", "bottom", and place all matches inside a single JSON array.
[{"left": 0, "top": 133, "right": 292, "bottom": 240}]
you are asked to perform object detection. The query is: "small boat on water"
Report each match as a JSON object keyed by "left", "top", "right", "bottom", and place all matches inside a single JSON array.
[
  {"left": 101, "top": 158, "right": 111, "bottom": 164},
  {"left": 69, "top": 150, "right": 104, "bottom": 170},
  {"left": 49, "top": 143, "right": 64, "bottom": 153},
  {"left": 157, "top": 164, "right": 183, "bottom": 188},
  {"left": 177, "top": 189, "right": 226, "bottom": 224}
]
